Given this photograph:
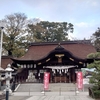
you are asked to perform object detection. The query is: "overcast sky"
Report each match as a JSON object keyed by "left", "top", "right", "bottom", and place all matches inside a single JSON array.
[{"left": 0, "top": 0, "right": 100, "bottom": 40}]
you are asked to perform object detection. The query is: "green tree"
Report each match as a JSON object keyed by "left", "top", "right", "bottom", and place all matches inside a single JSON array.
[
  {"left": 1, "top": 13, "right": 28, "bottom": 57},
  {"left": 87, "top": 52, "right": 100, "bottom": 90},
  {"left": 27, "top": 21, "right": 74, "bottom": 42},
  {"left": 91, "top": 27, "right": 100, "bottom": 52}
]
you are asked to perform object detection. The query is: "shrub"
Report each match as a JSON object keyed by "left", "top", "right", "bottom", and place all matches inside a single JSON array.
[{"left": 93, "top": 90, "right": 100, "bottom": 99}]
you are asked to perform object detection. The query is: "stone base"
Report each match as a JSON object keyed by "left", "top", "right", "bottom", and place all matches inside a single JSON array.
[{"left": 2, "top": 89, "right": 12, "bottom": 95}]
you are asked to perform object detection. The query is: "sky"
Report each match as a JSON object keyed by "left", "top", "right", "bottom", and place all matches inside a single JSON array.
[{"left": 0, "top": 0, "right": 100, "bottom": 40}]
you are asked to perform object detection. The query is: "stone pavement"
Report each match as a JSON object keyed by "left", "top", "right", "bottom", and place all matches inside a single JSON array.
[
  {"left": 1, "top": 83, "right": 95, "bottom": 100},
  {"left": 8, "top": 91, "right": 95, "bottom": 100},
  {"left": 8, "top": 96, "right": 30, "bottom": 100}
]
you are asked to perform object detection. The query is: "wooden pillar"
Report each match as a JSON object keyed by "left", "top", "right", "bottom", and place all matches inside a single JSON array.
[
  {"left": 54, "top": 76, "right": 56, "bottom": 83},
  {"left": 50, "top": 70, "right": 52, "bottom": 83},
  {"left": 64, "top": 74, "right": 66, "bottom": 83},
  {"left": 68, "top": 69, "right": 71, "bottom": 83},
  {"left": 72, "top": 69, "right": 75, "bottom": 83}
]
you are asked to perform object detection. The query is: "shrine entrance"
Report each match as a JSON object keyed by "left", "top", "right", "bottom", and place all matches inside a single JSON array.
[
  {"left": 52, "top": 69, "right": 69, "bottom": 83},
  {"left": 48, "top": 66, "right": 76, "bottom": 83},
  {"left": 20, "top": 65, "right": 79, "bottom": 83}
]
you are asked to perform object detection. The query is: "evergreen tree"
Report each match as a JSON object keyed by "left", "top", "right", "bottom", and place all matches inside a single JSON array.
[
  {"left": 27, "top": 21, "right": 74, "bottom": 42},
  {"left": 91, "top": 27, "right": 100, "bottom": 51},
  {"left": 87, "top": 52, "right": 100, "bottom": 90}
]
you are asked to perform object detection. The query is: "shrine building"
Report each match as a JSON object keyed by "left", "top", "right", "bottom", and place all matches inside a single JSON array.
[{"left": 1, "top": 40, "right": 96, "bottom": 83}]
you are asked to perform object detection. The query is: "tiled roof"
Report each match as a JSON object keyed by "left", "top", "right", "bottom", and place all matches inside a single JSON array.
[
  {"left": 1, "top": 56, "right": 12, "bottom": 69},
  {"left": 16, "top": 41, "right": 96, "bottom": 61}
]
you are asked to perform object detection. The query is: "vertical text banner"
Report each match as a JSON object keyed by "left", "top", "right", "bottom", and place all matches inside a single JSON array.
[
  {"left": 44, "top": 72, "right": 50, "bottom": 90},
  {"left": 77, "top": 72, "right": 83, "bottom": 90}
]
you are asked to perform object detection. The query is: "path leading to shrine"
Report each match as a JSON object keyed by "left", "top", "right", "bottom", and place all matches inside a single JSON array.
[{"left": 7, "top": 82, "right": 94, "bottom": 100}]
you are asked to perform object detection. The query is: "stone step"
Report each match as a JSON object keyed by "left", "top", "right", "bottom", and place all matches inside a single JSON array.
[{"left": 16, "top": 83, "right": 91, "bottom": 92}]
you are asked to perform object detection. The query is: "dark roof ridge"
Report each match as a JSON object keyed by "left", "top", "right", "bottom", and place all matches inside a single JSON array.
[
  {"left": 29, "top": 40, "right": 91, "bottom": 46},
  {"left": 2, "top": 56, "right": 12, "bottom": 59}
]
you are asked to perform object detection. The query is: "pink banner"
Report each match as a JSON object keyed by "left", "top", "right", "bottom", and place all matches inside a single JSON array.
[
  {"left": 44, "top": 72, "right": 50, "bottom": 90},
  {"left": 77, "top": 72, "right": 83, "bottom": 90}
]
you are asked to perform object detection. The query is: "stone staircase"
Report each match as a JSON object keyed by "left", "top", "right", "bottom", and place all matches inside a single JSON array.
[{"left": 16, "top": 83, "right": 91, "bottom": 92}]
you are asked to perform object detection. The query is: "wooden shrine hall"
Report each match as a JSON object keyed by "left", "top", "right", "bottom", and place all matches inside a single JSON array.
[{"left": 9, "top": 40, "right": 96, "bottom": 83}]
